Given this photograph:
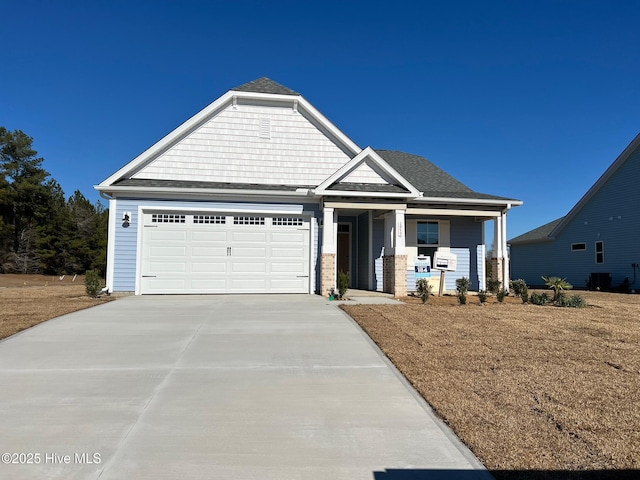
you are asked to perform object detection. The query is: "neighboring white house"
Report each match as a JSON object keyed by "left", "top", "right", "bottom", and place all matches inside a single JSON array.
[
  {"left": 96, "top": 78, "right": 521, "bottom": 296},
  {"left": 510, "top": 132, "right": 640, "bottom": 290}
]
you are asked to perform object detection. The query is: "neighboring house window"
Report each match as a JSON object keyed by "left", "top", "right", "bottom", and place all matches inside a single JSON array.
[
  {"left": 571, "top": 243, "right": 586, "bottom": 251},
  {"left": 417, "top": 221, "right": 439, "bottom": 259},
  {"left": 595, "top": 241, "right": 604, "bottom": 264}
]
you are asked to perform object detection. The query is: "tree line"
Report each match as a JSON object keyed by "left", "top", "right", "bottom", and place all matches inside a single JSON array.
[{"left": 0, "top": 127, "right": 107, "bottom": 275}]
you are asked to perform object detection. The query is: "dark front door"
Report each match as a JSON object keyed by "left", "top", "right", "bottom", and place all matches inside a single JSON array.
[{"left": 337, "top": 223, "right": 351, "bottom": 285}]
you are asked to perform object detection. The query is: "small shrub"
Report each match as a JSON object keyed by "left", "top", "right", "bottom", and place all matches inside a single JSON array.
[
  {"left": 486, "top": 279, "right": 502, "bottom": 294},
  {"left": 530, "top": 292, "right": 550, "bottom": 305},
  {"left": 478, "top": 289, "right": 488, "bottom": 303},
  {"left": 557, "top": 294, "right": 588, "bottom": 308},
  {"left": 456, "top": 277, "right": 471, "bottom": 294},
  {"left": 337, "top": 270, "right": 350, "bottom": 299},
  {"left": 510, "top": 279, "right": 528, "bottom": 297},
  {"left": 416, "top": 279, "right": 433, "bottom": 304},
  {"left": 496, "top": 289, "right": 506, "bottom": 303},
  {"left": 456, "top": 277, "right": 471, "bottom": 305},
  {"left": 84, "top": 269, "right": 103, "bottom": 297},
  {"left": 521, "top": 290, "right": 529, "bottom": 304}
]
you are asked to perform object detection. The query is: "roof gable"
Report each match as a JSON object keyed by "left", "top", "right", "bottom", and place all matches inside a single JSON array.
[
  {"left": 98, "top": 78, "right": 362, "bottom": 189},
  {"left": 548, "top": 132, "right": 640, "bottom": 238},
  {"left": 315, "top": 147, "right": 420, "bottom": 198}
]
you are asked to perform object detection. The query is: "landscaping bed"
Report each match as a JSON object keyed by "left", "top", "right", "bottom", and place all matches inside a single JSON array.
[
  {"left": 342, "top": 291, "right": 640, "bottom": 479},
  {"left": 0, "top": 274, "right": 113, "bottom": 340}
]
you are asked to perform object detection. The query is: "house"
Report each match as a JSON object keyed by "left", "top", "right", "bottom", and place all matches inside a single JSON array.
[
  {"left": 96, "top": 78, "right": 521, "bottom": 296},
  {"left": 510, "top": 133, "right": 640, "bottom": 291}
]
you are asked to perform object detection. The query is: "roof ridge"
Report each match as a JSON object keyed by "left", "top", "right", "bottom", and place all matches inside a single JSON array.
[{"left": 231, "top": 77, "right": 300, "bottom": 96}]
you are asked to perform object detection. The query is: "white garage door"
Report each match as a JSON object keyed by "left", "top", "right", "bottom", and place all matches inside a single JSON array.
[{"left": 140, "top": 212, "right": 310, "bottom": 294}]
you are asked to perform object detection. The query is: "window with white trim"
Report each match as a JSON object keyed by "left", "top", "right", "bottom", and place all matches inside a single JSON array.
[
  {"left": 233, "top": 216, "right": 265, "bottom": 225},
  {"left": 417, "top": 221, "right": 439, "bottom": 257},
  {"left": 595, "top": 241, "right": 604, "bottom": 264},
  {"left": 571, "top": 243, "right": 586, "bottom": 251},
  {"left": 193, "top": 215, "right": 226, "bottom": 224},
  {"left": 151, "top": 214, "right": 185, "bottom": 223}
]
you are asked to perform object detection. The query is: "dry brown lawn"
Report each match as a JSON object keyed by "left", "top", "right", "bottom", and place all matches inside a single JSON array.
[
  {"left": 0, "top": 274, "right": 114, "bottom": 340},
  {"left": 343, "top": 292, "right": 640, "bottom": 479}
]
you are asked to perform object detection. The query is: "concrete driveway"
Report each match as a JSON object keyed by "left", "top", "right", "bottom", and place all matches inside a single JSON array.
[{"left": 0, "top": 295, "right": 490, "bottom": 480}]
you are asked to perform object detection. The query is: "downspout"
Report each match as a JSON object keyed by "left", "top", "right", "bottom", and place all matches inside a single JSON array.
[{"left": 99, "top": 190, "right": 116, "bottom": 294}]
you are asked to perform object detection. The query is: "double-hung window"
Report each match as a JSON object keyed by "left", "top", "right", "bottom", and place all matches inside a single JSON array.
[
  {"left": 417, "top": 221, "right": 439, "bottom": 260},
  {"left": 595, "top": 241, "right": 604, "bottom": 264}
]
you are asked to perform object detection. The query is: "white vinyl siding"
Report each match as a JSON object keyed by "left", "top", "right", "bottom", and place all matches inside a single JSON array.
[{"left": 131, "top": 103, "right": 352, "bottom": 186}]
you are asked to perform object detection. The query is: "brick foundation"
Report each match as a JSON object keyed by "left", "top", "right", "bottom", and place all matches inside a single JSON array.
[
  {"left": 383, "top": 254, "right": 407, "bottom": 297},
  {"left": 320, "top": 253, "right": 336, "bottom": 297}
]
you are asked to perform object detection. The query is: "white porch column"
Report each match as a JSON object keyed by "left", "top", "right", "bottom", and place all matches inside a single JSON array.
[
  {"left": 394, "top": 209, "right": 406, "bottom": 255},
  {"left": 501, "top": 209, "right": 510, "bottom": 292},
  {"left": 492, "top": 215, "right": 504, "bottom": 287},
  {"left": 322, "top": 207, "right": 335, "bottom": 254},
  {"left": 320, "top": 207, "right": 337, "bottom": 296},
  {"left": 382, "top": 209, "right": 407, "bottom": 297}
]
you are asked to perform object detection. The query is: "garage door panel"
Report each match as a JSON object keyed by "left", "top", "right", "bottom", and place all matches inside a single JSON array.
[
  {"left": 191, "top": 246, "right": 227, "bottom": 258},
  {"left": 269, "top": 277, "right": 308, "bottom": 291},
  {"left": 147, "top": 230, "right": 187, "bottom": 241},
  {"left": 232, "top": 246, "right": 267, "bottom": 258},
  {"left": 146, "top": 262, "right": 187, "bottom": 274},
  {"left": 270, "top": 231, "right": 307, "bottom": 243},
  {"left": 191, "top": 231, "right": 228, "bottom": 242},
  {"left": 148, "top": 246, "right": 187, "bottom": 257},
  {"left": 271, "top": 247, "right": 304, "bottom": 258},
  {"left": 142, "top": 278, "right": 186, "bottom": 292},
  {"left": 229, "top": 278, "right": 267, "bottom": 291},
  {"left": 190, "top": 279, "right": 227, "bottom": 291},
  {"left": 191, "top": 262, "right": 227, "bottom": 273},
  {"left": 231, "top": 262, "right": 266, "bottom": 273},
  {"left": 270, "top": 262, "right": 306, "bottom": 273},
  {"left": 231, "top": 231, "right": 267, "bottom": 242}
]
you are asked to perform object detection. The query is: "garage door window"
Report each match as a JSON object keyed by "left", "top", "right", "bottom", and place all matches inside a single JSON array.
[
  {"left": 194, "top": 215, "right": 226, "bottom": 224},
  {"left": 273, "top": 217, "right": 303, "bottom": 226},
  {"left": 152, "top": 214, "right": 186, "bottom": 223},
  {"left": 234, "top": 216, "right": 265, "bottom": 225}
]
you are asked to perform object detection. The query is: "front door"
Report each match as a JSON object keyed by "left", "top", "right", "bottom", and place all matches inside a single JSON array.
[{"left": 337, "top": 223, "right": 351, "bottom": 285}]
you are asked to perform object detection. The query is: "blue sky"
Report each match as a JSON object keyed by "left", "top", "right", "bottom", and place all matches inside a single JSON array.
[{"left": 2, "top": 0, "right": 639, "bottom": 240}]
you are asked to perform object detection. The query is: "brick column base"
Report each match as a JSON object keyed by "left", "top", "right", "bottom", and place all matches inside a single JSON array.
[
  {"left": 321, "top": 253, "right": 336, "bottom": 297},
  {"left": 491, "top": 258, "right": 503, "bottom": 287},
  {"left": 383, "top": 255, "right": 408, "bottom": 297}
]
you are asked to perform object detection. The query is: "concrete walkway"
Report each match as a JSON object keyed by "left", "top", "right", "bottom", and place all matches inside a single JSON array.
[{"left": 0, "top": 295, "right": 490, "bottom": 480}]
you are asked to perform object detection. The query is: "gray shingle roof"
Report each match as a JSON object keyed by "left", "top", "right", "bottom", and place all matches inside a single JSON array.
[
  {"left": 328, "top": 182, "right": 409, "bottom": 193},
  {"left": 375, "top": 149, "right": 518, "bottom": 202},
  {"left": 114, "top": 178, "right": 310, "bottom": 191},
  {"left": 509, "top": 217, "right": 564, "bottom": 244},
  {"left": 232, "top": 77, "right": 299, "bottom": 96}
]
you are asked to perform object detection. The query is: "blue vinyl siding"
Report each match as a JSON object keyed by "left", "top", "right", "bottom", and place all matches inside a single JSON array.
[
  {"left": 511, "top": 142, "right": 640, "bottom": 290},
  {"left": 111, "top": 198, "right": 320, "bottom": 293},
  {"left": 374, "top": 216, "right": 483, "bottom": 292}
]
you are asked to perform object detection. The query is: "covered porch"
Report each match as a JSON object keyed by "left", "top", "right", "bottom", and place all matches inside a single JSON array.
[{"left": 319, "top": 200, "right": 512, "bottom": 297}]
